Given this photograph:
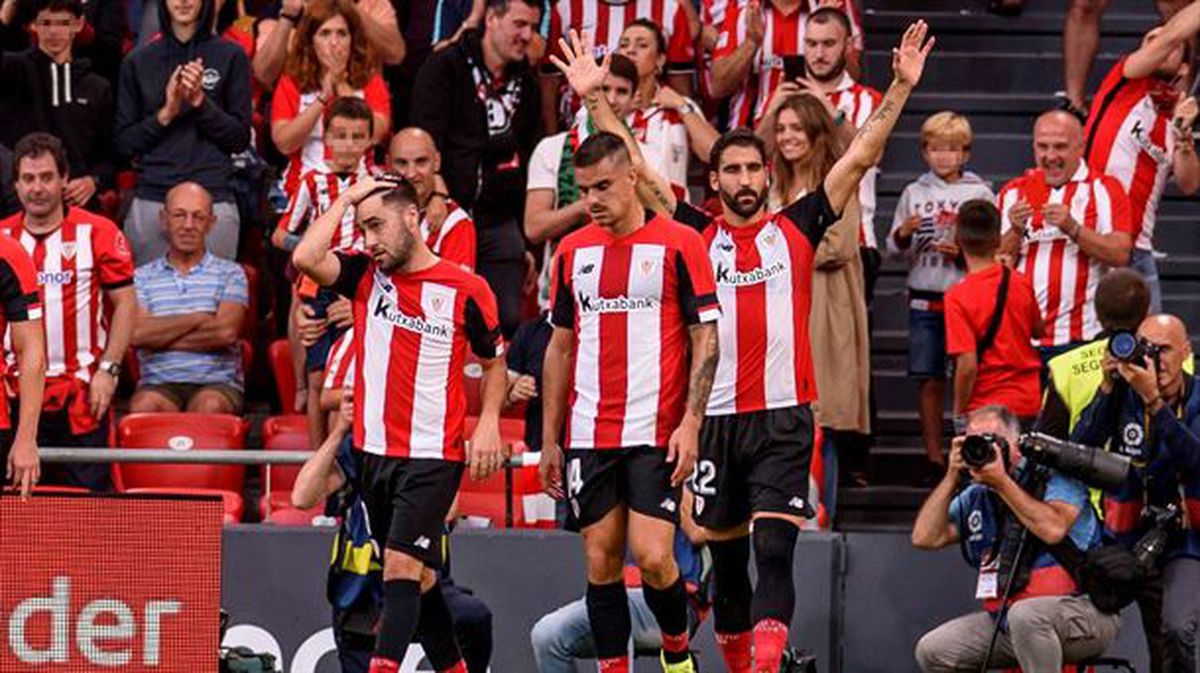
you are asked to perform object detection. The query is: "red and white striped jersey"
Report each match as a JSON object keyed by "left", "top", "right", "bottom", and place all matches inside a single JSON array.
[
  {"left": 549, "top": 215, "right": 720, "bottom": 449},
  {"left": 548, "top": 0, "right": 695, "bottom": 67},
  {"left": 713, "top": 0, "right": 865, "bottom": 128},
  {"left": 701, "top": 188, "right": 839, "bottom": 415},
  {"left": 278, "top": 166, "right": 371, "bottom": 254},
  {"left": 421, "top": 200, "right": 477, "bottom": 272},
  {"left": 1084, "top": 56, "right": 1178, "bottom": 251},
  {"left": 0, "top": 235, "right": 41, "bottom": 430},
  {"left": 827, "top": 72, "right": 882, "bottom": 248},
  {"left": 997, "top": 165, "right": 1133, "bottom": 347},
  {"left": 0, "top": 208, "right": 134, "bottom": 382},
  {"left": 331, "top": 254, "right": 504, "bottom": 461},
  {"left": 630, "top": 105, "right": 691, "bottom": 198},
  {"left": 703, "top": 0, "right": 862, "bottom": 49},
  {"left": 324, "top": 327, "right": 356, "bottom": 390}
]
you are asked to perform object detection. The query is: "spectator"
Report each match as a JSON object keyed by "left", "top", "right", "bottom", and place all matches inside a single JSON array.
[
  {"left": 275, "top": 96, "right": 375, "bottom": 448},
  {"left": 541, "top": 2, "right": 695, "bottom": 133},
  {"left": 251, "top": 0, "right": 404, "bottom": 88},
  {"left": 0, "top": 132, "right": 136, "bottom": 491},
  {"left": 411, "top": 0, "right": 543, "bottom": 337},
  {"left": 269, "top": 0, "right": 392, "bottom": 196},
  {"left": 944, "top": 200, "right": 1044, "bottom": 427},
  {"left": 129, "top": 182, "right": 249, "bottom": 415},
  {"left": 710, "top": 0, "right": 864, "bottom": 128},
  {"left": 912, "top": 405, "right": 1119, "bottom": 672},
  {"left": 888, "top": 111, "right": 994, "bottom": 473},
  {"left": 525, "top": 53, "right": 649, "bottom": 309},
  {"left": 0, "top": 143, "right": 18, "bottom": 217},
  {"left": 615, "top": 20, "right": 718, "bottom": 195},
  {"left": 1083, "top": 2, "right": 1200, "bottom": 313},
  {"left": 504, "top": 310, "right": 550, "bottom": 453},
  {"left": 0, "top": 0, "right": 125, "bottom": 83},
  {"left": 1061, "top": 0, "right": 1189, "bottom": 117},
  {"left": 388, "top": 127, "right": 478, "bottom": 271},
  {"left": 115, "top": 0, "right": 252, "bottom": 264},
  {"left": 0, "top": 225, "right": 45, "bottom": 499},
  {"left": 0, "top": 0, "right": 114, "bottom": 211},
  {"left": 997, "top": 110, "right": 1133, "bottom": 362}
]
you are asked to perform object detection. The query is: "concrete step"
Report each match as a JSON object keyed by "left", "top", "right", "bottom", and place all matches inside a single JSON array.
[{"left": 862, "top": 49, "right": 1124, "bottom": 95}]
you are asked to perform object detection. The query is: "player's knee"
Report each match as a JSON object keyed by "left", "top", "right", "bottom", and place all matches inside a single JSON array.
[
  {"left": 752, "top": 518, "right": 798, "bottom": 564},
  {"left": 632, "top": 544, "right": 676, "bottom": 585},
  {"left": 419, "top": 568, "right": 437, "bottom": 592},
  {"left": 382, "top": 548, "right": 424, "bottom": 581},
  {"left": 584, "top": 544, "right": 625, "bottom": 583}
]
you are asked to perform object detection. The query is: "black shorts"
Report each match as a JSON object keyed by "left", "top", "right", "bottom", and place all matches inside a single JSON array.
[
  {"left": 564, "top": 446, "right": 679, "bottom": 530},
  {"left": 691, "top": 405, "right": 816, "bottom": 529},
  {"left": 359, "top": 453, "right": 463, "bottom": 567}
]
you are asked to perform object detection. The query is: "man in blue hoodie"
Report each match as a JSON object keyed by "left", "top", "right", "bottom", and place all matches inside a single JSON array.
[{"left": 114, "top": 0, "right": 251, "bottom": 264}]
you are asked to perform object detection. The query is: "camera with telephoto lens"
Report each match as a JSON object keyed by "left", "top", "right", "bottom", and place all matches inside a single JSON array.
[
  {"left": 961, "top": 433, "right": 1006, "bottom": 469},
  {"left": 1108, "top": 329, "right": 1164, "bottom": 366},
  {"left": 1133, "top": 503, "right": 1182, "bottom": 569},
  {"left": 1018, "top": 432, "right": 1131, "bottom": 492}
]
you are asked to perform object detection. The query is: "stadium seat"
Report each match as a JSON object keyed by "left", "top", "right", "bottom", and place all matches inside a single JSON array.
[
  {"left": 124, "top": 487, "right": 245, "bottom": 524},
  {"left": 240, "top": 263, "right": 260, "bottom": 341},
  {"left": 259, "top": 414, "right": 310, "bottom": 516},
  {"left": 265, "top": 505, "right": 331, "bottom": 527},
  {"left": 268, "top": 339, "right": 298, "bottom": 413},
  {"left": 457, "top": 468, "right": 510, "bottom": 527},
  {"left": 113, "top": 413, "right": 249, "bottom": 495}
]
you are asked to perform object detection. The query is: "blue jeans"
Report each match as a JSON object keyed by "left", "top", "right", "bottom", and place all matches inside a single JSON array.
[
  {"left": 529, "top": 588, "right": 661, "bottom": 673},
  {"left": 1130, "top": 247, "right": 1163, "bottom": 314}
]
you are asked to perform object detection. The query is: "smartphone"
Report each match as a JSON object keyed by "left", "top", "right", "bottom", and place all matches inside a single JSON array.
[{"left": 782, "top": 54, "right": 807, "bottom": 82}]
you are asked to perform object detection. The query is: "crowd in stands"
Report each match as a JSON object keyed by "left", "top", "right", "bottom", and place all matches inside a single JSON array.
[{"left": 0, "top": 0, "right": 1196, "bottom": 521}]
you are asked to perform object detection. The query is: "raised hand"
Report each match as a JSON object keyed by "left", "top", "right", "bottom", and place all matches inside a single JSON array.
[
  {"left": 548, "top": 29, "right": 610, "bottom": 98},
  {"left": 892, "top": 20, "right": 935, "bottom": 87},
  {"left": 746, "top": 0, "right": 764, "bottom": 46}
]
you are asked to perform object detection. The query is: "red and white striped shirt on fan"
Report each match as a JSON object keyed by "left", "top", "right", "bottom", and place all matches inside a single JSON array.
[
  {"left": 278, "top": 166, "right": 372, "bottom": 255},
  {"left": 827, "top": 71, "right": 881, "bottom": 248},
  {"left": 0, "top": 207, "right": 134, "bottom": 381},
  {"left": 997, "top": 165, "right": 1133, "bottom": 348},
  {"left": 712, "top": 0, "right": 864, "bottom": 128},
  {"left": 420, "top": 200, "right": 477, "bottom": 272},
  {"left": 694, "top": 187, "right": 840, "bottom": 415},
  {"left": 324, "top": 327, "right": 356, "bottom": 390},
  {"left": 550, "top": 215, "right": 720, "bottom": 449},
  {"left": 330, "top": 254, "right": 504, "bottom": 461},
  {"left": 1084, "top": 56, "right": 1179, "bottom": 251}
]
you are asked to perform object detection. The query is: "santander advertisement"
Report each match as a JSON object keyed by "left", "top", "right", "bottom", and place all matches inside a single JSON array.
[{"left": 1, "top": 494, "right": 222, "bottom": 671}]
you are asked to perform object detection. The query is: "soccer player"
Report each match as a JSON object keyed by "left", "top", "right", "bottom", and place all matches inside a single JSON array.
[
  {"left": 0, "top": 234, "right": 45, "bottom": 499},
  {"left": 549, "top": 22, "right": 933, "bottom": 672},
  {"left": 292, "top": 175, "right": 507, "bottom": 673}
]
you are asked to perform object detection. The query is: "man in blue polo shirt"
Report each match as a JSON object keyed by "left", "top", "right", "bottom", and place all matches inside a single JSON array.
[{"left": 129, "top": 181, "right": 248, "bottom": 414}]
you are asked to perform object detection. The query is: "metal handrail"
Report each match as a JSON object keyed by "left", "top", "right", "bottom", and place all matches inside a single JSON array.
[{"left": 39, "top": 448, "right": 314, "bottom": 464}]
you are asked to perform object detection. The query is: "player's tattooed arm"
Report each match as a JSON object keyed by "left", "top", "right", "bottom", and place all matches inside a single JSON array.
[{"left": 685, "top": 323, "right": 719, "bottom": 418}]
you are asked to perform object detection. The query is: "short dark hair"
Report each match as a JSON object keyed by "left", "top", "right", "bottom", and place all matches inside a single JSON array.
[
  {"left": 486, "top": 0, "right": 541, "bottom": 16},
  {"left": 806, "top": 6, "right": 852, "bottom": 37},
  {"left": 626, "top": 18, "right": 667, "bottom": 56},
  {"left": 34, "top": 0, "right": 83, "bottom": 17},
  {"left": 1095, "top": 269, "right": 1151, "bottom": 332},
  {"left": 376, "top": 177, "right": 420, "bottom": 212},
  {"left": 12, "top": 132, "right": 67, "bottom": 180},
  {"left": 572, "top": 132, "right": 629, "bottom": 170},
  {"left": 710, "top": 128, "right": 767, "bottom": 168},
  {"left": 327, "top": 96, "right": 375, "bottom": 136},
  {"left": 955, "top": 199, "right": 1001, "bottom": 257},
  {"left": 608, "top": 53, "right": 639, "bottom": 89}
]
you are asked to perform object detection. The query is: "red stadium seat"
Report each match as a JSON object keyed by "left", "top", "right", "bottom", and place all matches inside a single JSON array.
[
  {"left": 125, "top": 487, "right": 245, "bottom": 524},
  {"left": 269, "top": 339, "right": 298, "bottom": 413},
  {"left": 464, "top": 353, "right": 484, "bottom": 417},
  {"left": 113, "top": 413, "right": 249, "bottom": 494},
  {"left": 259, "top": 414, "right": 310, "bottom": 515},
  {"left": 457, "top": 468, "right": 509, "bottom": 527},
  {"left": 265, "top": 505, "right": 330, "bottom": 526},
  {"left": 239, "top": 263, "right": 260, "bottom": 341}
]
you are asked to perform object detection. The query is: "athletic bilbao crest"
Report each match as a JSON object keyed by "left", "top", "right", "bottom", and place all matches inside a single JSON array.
[
  {"left": 60, "top": 241, "right": 76, "bottom": 260},
  {"left": 639, "top": 259, "right": 655, "bottom": 277}
]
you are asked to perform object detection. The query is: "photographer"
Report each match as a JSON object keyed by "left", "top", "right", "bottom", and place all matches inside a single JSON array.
[
  {"left": 1072, "top": 314, "right": 1200, "bottom": 672},
  {"left": 912, "top": 405, "right": 1119, "bottom": 673}
]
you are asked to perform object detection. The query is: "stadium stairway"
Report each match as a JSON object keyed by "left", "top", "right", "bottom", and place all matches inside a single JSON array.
[{"left": 842, "top": 0, "right": 1198, "bottom": 529}]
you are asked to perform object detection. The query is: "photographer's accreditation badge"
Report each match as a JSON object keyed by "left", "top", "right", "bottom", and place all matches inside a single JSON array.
[{"left": 975, "top": 557, "right": 999, "bottom": 600}]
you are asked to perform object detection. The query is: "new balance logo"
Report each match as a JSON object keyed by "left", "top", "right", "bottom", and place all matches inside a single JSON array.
[
  {"left": 413, "top": 536, "right": 431, "bottom": 550},
  {"left": 789, "top": 497, "right": 807, "bottom": 511},
  {"left": 660, "top": 498, "right": 677, "bottom": 513}
]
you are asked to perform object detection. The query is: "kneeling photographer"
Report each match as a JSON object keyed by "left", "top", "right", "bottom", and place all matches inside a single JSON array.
[
  {"left": 1072, "top": 314, "right": 1200, "bottom": 673},
  {"left": 911, "top": 405, "right": 1120, "bottom": 673}
]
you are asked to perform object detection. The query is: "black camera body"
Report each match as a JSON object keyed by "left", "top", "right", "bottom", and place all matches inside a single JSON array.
[
  {"left": 961, "top": 432, "right": 1006, "bottom": 469},
  {"left": 1108, "top": 329, "right": 1163, "bottom": 366}
]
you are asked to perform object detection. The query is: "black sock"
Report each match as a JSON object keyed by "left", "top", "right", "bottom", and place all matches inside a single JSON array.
[
  {"left": 708, "top": 535, "right": 753, "bottom": 634},
  {"left": 642, "top": 575, "right": 691, "bottom": 663},
  {"left": 375, "top": 579, "right": 422, "bottom": 663},
  {"left": 751, "top": 519, "right": 799, "bottom": 625},
  {"left": 415, "top": 583, "right": 463, "bottom": 670},
  {"left": 586, "top": 581, "right": 631, "bottom": 660}
]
